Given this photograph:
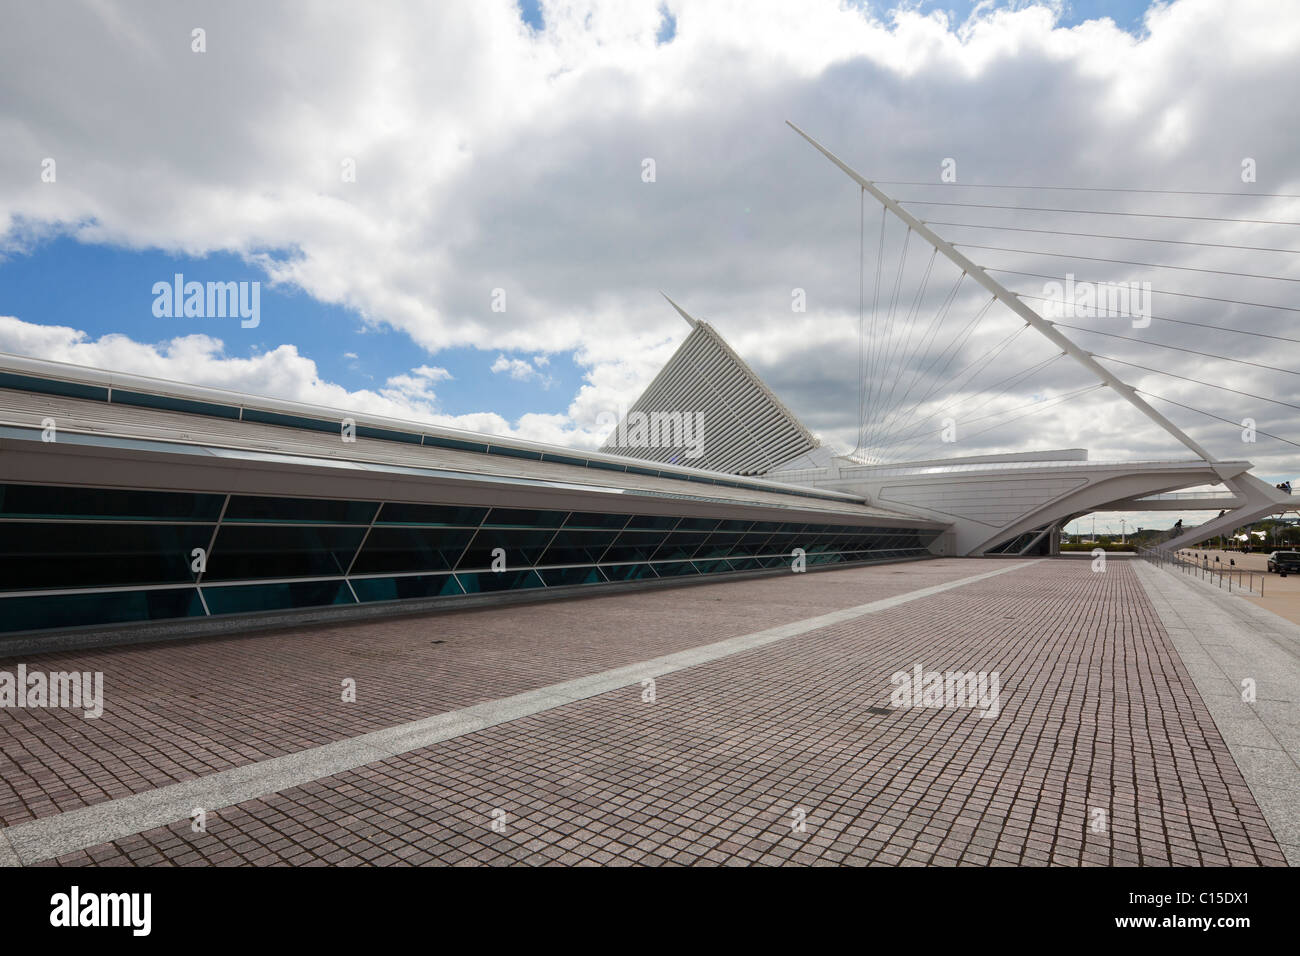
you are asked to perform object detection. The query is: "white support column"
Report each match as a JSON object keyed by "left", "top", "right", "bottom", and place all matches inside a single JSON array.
[{"left": 786, "top": 121, "right": 1216, "bottom": 463}]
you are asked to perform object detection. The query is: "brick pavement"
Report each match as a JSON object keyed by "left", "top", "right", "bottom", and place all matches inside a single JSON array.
[
  {"left": 0, "top": 558, "right": 976, "bottom": 828},
  {"left": 11, "top": 557, "right": 1285, "bottom": 867}
]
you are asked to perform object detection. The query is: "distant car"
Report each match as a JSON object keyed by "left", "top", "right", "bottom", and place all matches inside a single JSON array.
[{"left": 1266, "top": 551, "right": 1300, "bottom": 574}]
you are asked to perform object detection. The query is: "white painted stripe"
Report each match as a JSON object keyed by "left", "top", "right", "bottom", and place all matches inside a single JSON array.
[{"left": 0, "top": 559, "right": 1036, "bottom": 866}]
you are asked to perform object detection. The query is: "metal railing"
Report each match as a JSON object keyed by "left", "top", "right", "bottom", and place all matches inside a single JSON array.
[{"left": 1136, "top": 545, "right": 1265, "bottom": 596}]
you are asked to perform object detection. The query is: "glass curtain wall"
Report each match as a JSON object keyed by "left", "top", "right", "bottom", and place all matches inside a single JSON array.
[{"left": 0, "top": 483, "right": 938, "bottom": 634}]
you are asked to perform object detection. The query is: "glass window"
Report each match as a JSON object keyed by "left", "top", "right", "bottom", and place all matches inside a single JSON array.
[
  {"left": 624, "top": 514, "right": 680, "bottom": 531},
  {"left": 203, "top": 579, "right": 355, "bottom": 614},
  {"left": 376, "top": 502, "right": 487, "bottom": 527},
  {"left": 0, "top": 522, "right": 214, "bottom": 590},
  {"left": 715, "top": 519, "right": 754, "bottom": 533},
  {"left": 763, "top": 533, "right": 798, "bottom": 556},
  {"left": 350, "top": 526, "right": 476, "bottom": 574},
  {"left": 0, "top": 587, "right": 205, "bottom": 633},
  {"left": 602, "top": 531, "right": 669, "bottom": 563},
  {"left": 601, "top": 563, "right": 658, "bottom": 581},
  {"left": 539, "top": 529, "right": 619, "bottom": 566},
  {"left": 537, "top": 566, "right": 605, "bottom": 588},
  {"left": 541, "top": 452, "right": 587, "bottom": 467},
  {"left": 455, "top": 569, "right": 545, "bottom": 593},
  {"left": 481, "top": 508, "right": 568, "bottom": 528},
  {"left": 563, "top": 512, "right": 631, "bottom": 530},
  {"left": 0, "top": 484, "right": 224, "bottom": 522},
  {"left": 241, "top": 408, "right": 337, "bottom": 433},
  {"left": 738, "top": 530, "right": 777, "bottom": 553},
  {"left": 355, "top": 425, "right": 421, "bottom": 444},
  {"left": 650, "top": 531, "right": 708, "bottom": 561},
  {"left": 691, "top": 559, "right": 732, "bottom": 575},
  {"left": 205, "top": 525, "right": 365, "bottom": 579},
  {"left": 0, "top": 371, "right": 107, "bottom": 402},
  {"left": 351, "top": 574, "right": 463, "bottom": 602},
  {"left": 111, "top": 389, "right": 240, "bottom": 419},
  {"left": 488, "top": 445, "right": 543, "bottom": 461},
  {"left": 651, "top": 560, "right": 698, "bottom": 577},
  {"left": 457, "top": 528, "right": 556, "bottom": 569},
  {"left": 222, "top": 495, "right": 378, "bottom": 524},
  {"left": 675, "top": 517, "right": 719, "bottom": 532},
  {"left": 424, "top": 435, "right": 489, "bottom": 454}
]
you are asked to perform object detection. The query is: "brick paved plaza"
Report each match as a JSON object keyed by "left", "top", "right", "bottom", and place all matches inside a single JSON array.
[{"left": 0, "top": 557, "right": 1293, "bottom": 867}]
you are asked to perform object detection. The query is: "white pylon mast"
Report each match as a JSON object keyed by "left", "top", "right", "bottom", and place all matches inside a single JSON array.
[{"left": 786, "top": 121, "right": 1216, "bottom": 463}]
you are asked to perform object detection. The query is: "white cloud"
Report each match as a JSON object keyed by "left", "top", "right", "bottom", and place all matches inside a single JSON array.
[
  {"left": 490, "top": 353, "right": 556, "bottom": 389},
  {"left": 0, "top": 314, "right": 611, "bottom": 446},
  {"left": 0, "top": 0, "right": 1297, "bottom": 476}
]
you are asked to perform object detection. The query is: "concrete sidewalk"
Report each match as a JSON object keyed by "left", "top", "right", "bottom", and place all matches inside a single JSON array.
[{"left": 1135, "top": 559, "right": 1300, "bottom": 865}]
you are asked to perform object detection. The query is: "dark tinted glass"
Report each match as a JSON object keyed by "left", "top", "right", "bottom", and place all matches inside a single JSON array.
[
  {"left": 652, "top": 560, "right": 698, "bottom": 577},
  {"left": 715, "top": 519, "right": 754, "bottom": 533},
  {"left": 0, "top": 372, "right": 106, "bottom": 402},
  {"left": 457, "top": 529, "right": 556, "bottom": 569},
  {"left": 541, "top": 452, "right": 587, "bottom": 467},
  {"left": 488, "top": 445, "right": 542, "bottom": 461},
  {"left": 481, "top": 508, "right": 567, "bottom": 528},
  {"left": 203, "top": 579, "right": 355, "bottom": 614},
  {"left": 222, "top": 496, "right": 378, "bottom": 524},
  {"left": 205, "top": 525, "right": 365, "bottom": 579},
  {"left": 241, "top": 409, "right": 336, "bottom": 433},
  {"left": 675, "top": 517, "right": 719, "bottom": 532},
  {"left": 424, "top": 435, "right": 489, "bottom": 454},
  {"left": 537, "top": 566, "right": 605, "bottom": 587},
  {"left": 0, "top": 587, "right": 205, "bottom": 633},
  {"left": 602, "top": 531, "right": 669, "bottom": 563},
  {"left": 625, "top": 514, "right": 679, "bottom": 531},
  {"left": 350, "top": 526, "right": 475, "bottom": 574},
  {"left": 376, "top": 502, "right": 487, "bottom": 526},
  {"left": 691, "top": 559, "right": 732, "bottom": 574},
  {"left": 694, "top": 532, "right": 743, "bottom": 558},
  {"left": 0, "top": 484, "right": 224, "bottom": 521},
  {"left": 455, "top": 569, "right": 545, "bottom": 593},
  {"left": 352, "top": 574, "right": 463, "bottom": 602},
  {"left": 563, "top": 512, "right": 631, "bottom": 530},
  {"left": 355, "top": 425, "right": 421, "bottom": 444},
  {"left": 539, "top": 530, "right": 619, "bottom": 566},
  {"left": 601, "top": 563, "right": 658, "bottom": 581},
  {"left": 0, "top": 522, "right": 214, "bottom": 590},
  {"left": 650, "top": 531, "right": 708, "bottom": 561},
  {"left": 111, "top": 389, "right": 240, "bottom": 419}
]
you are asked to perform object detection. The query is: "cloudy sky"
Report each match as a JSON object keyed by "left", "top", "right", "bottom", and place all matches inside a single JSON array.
[{"left": 1, "top": 0, "right": 1297, "bottom": 532}]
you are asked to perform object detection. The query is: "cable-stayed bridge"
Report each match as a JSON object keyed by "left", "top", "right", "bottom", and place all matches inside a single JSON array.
[{"left": 603, "top": 124, "right": 1297, "bottom": 555}]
